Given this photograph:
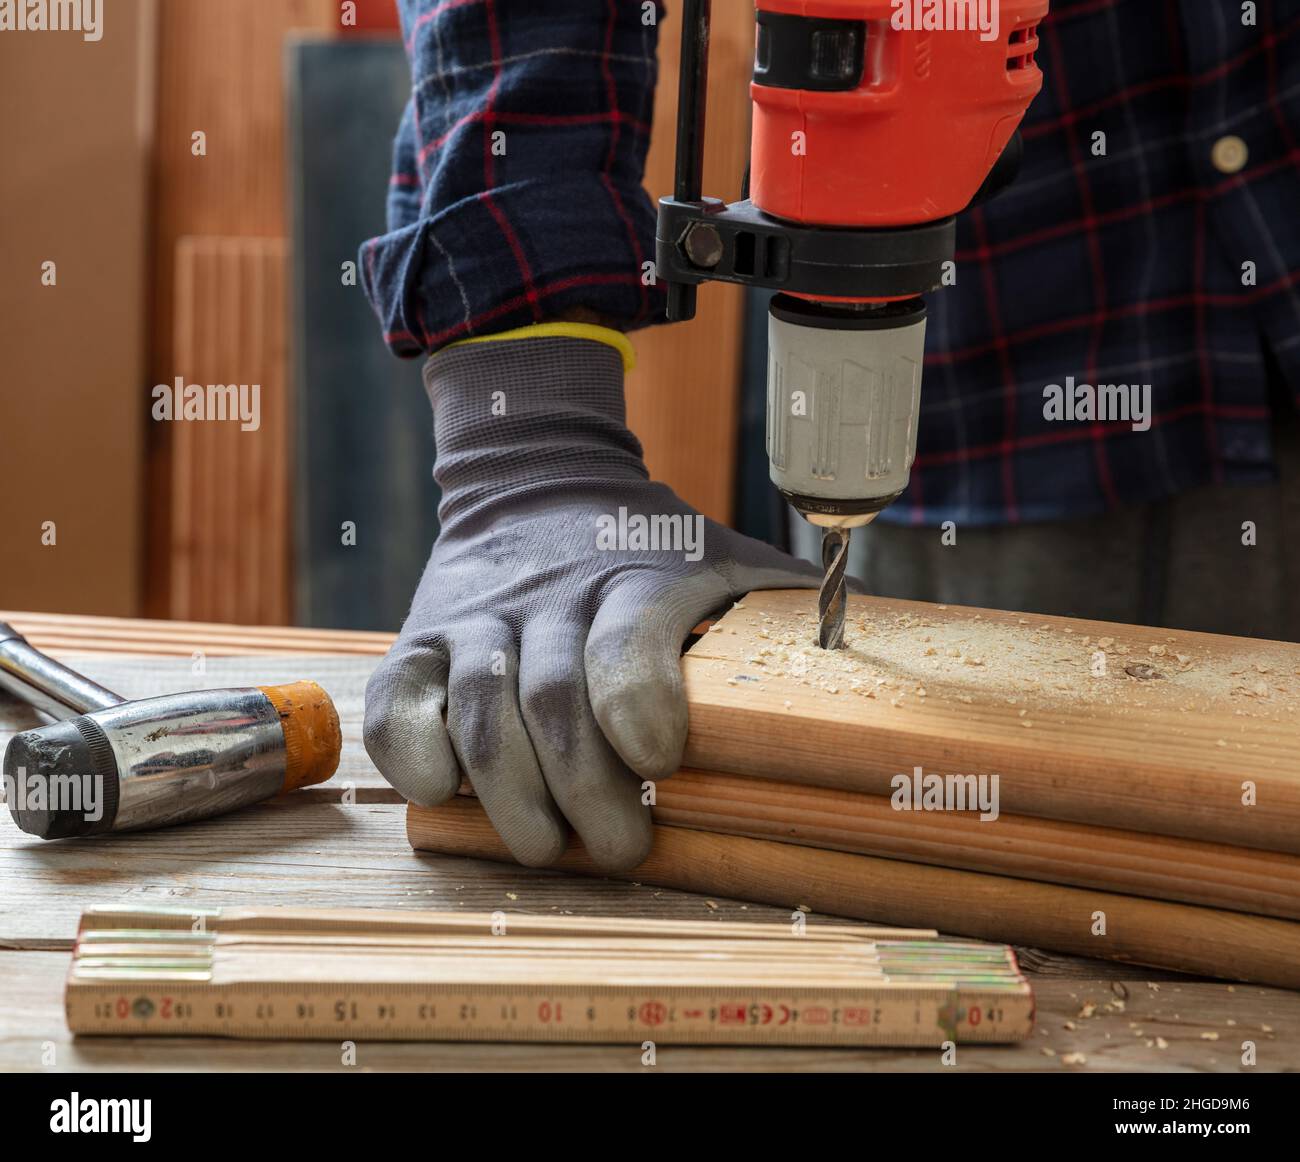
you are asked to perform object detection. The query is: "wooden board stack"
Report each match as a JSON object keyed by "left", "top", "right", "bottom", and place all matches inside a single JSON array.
[
  {"left": 65, "top": 907, "right": 1033, "bottom": 1047},
  {"left": 410, "top": 590, "right": 1300, "bottom": 988}
]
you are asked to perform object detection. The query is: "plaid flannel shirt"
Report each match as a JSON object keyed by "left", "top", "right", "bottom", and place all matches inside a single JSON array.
[
  {"left": 361, "top": 0, "right": 664, "bottom": 354},
  {"left": 361, "top": 0, "right": 1300, "bottom": 526}
]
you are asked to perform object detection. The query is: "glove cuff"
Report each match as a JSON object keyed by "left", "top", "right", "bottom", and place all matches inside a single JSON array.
[
  {"left": 443, "top": 322, "right": 637, "bottom": 374},
  {"left": 423, "top": 332, "right": 649, "bottom": 522}
]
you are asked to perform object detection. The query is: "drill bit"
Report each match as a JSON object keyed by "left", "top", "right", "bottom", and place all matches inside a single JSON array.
[{"left": 818, "top": 527, "right": 850, "bottom": 649}]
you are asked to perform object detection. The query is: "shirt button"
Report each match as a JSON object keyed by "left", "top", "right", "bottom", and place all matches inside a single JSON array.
[{"left": 1211, "top": 135, "right": 1249, "bottom": 174}]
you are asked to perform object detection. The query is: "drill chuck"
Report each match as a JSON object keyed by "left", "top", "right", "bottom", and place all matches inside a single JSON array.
[{"left": 766, "top": 294, "right": 926, "bottom": 526}]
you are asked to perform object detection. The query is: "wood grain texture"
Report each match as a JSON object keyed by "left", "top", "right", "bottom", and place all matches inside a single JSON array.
[
  {"left": 623, "top": 1, "right": 753, "bottom": 525},
  {"left": 0, "top": 611, "right": 393, "bottom": 657},
  {"left": 9, "top": 950, "right": 1294, "bottom": 1071},
  {"left": 145, "top": 0, "right": 338, "bottom": 615},
  {"left": 657, "top": 770, "right": 1300, "bottom": 921},
  {"left": 0, "top": 800, "right": 789, "bottom": 948},
  {"left": 683, "top": 590, "right": 1300, "bottom": 852},
  {"left": 409, "top": 798, "right": 1300, "bottom": 990},
  {"left": 171, "top": 238, "right": 292, "bottom": 624}
]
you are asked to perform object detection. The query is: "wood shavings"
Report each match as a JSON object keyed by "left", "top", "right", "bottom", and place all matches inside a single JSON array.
[{"left": 695, "top": 598, "right": 1300, "bottom": 725}]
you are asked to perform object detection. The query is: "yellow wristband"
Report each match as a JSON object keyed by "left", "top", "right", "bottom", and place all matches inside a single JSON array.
[{"left": 446, "top": 322, "right": 636, "bottom": 374}]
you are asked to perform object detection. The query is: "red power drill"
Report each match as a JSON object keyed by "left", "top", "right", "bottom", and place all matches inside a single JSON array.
[{"left": 657, "top": 0, "right": 1048, "bottom": 646}]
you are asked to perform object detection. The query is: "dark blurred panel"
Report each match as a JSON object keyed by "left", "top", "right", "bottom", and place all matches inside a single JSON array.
[{"left": 288, "top": 37, "right": 438, "bottom": 632}]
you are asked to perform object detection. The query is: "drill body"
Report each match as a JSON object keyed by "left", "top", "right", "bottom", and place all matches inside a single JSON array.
[{"left": 657, "top": 0, "right": 1048, "bottom": 641}]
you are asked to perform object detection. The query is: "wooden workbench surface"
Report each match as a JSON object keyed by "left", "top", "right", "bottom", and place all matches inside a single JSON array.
[{"left": 2, "top": 610, "right": 1296, "bottom": 1072}]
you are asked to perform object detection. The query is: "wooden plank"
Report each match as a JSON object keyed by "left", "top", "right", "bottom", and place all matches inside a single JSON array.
[
  {"left": 170, "top": 237, "right": 292, "bottom": 624},
  {"left": 7, "top": 950, "right": 1293, "bottom": 1071},
  {"left": 145, "top": 0, "right": 338, "bottom": 616},
  {"left": 409, "top": 799, "right": 1300, "bottom": 989},
  {"left": 655, "top": 770, "right": 1300, "bottom": 920},
  {"left": 0, "top": 611, "right": 393, "bottom": 656},
  {"left": 78, "top": 907, "right": 902, "bottom": 942},
  {"left": 683, "top": 590, "right": 1300, "bottom": 853}
]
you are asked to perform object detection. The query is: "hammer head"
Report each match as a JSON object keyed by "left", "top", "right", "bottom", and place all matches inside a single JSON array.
[{"left": 4, "top": 682, "right": 340, "bottom": 839}]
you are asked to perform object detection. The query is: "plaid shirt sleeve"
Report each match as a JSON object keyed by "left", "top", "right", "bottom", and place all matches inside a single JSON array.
[
  {"left": 360, "top": 0, "right": 665, "bottom": 358},
  {"left": 365, "top": 0, "right": 1300, "bottom": 527},
  {"left": 894, "top": 0, "right": 1300, "bottom": 527}
]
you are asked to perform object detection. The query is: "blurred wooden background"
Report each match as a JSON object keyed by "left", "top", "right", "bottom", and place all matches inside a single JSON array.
[
  {"left": 0, "top": 0, "right": 754, "bottom": 628},
  {"left": 0, "top": 0, "right": 155, "bottom": 617},
  {"left": 629, "top": 1, "right": 753, "bottom": 529},
  {"left": 145, "top": 0, "right": 338, "bottom": 620}
]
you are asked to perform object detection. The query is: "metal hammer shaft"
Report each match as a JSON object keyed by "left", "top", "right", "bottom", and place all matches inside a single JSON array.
[{"left": 0, "top": 623, "right": 124, "bottom": 720}]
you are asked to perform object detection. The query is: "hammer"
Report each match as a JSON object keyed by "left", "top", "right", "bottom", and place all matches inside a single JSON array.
[{"left": 0, "top": 622, "right": 341, "bottom": 840}]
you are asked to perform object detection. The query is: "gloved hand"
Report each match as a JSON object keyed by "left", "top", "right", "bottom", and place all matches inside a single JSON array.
[{"left": 364, "top": 329, "right": 820, "bottom": 871}]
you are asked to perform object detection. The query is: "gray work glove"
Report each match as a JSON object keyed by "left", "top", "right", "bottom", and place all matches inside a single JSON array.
[{"left": 364, "top": 333, "right": 820, "bottom": 871}]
